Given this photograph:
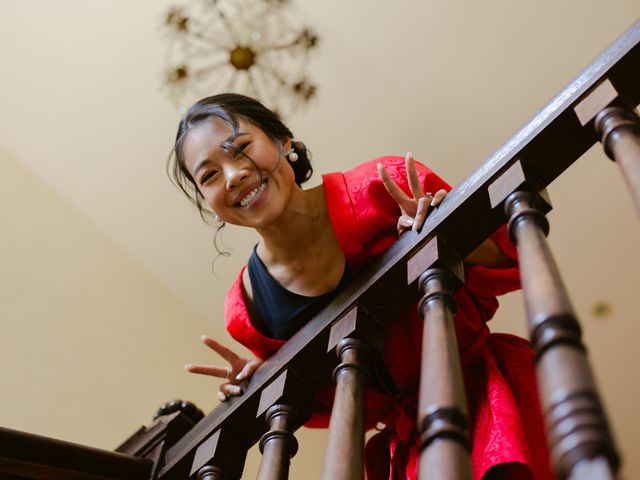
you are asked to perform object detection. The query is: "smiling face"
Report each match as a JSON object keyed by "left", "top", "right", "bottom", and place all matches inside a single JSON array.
[{"left": 182, "top": 116, "right": 296, "bottom": 229}]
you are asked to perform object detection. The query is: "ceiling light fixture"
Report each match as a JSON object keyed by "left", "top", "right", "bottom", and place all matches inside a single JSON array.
[{"left": 162, "top": 0, "right": 319, "bottom": 117}]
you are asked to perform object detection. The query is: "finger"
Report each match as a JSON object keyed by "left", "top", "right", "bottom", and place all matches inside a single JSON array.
[
  {"left": 396, "top": 214, "right": 414, "bottom": 235},
  {"left": 217, "top": 392, "right": 227, "bottom": 402},
  {"left": 220, "top": 383, "right": 243, "bottom": 396},
  {"left": 405, "top": 152, "right": 425, "bottom": 200},
  {"left": 412, "top": 196, "right": 429, "bottom": 231},
  {"left": 235, "top": 358, "right": 262, "bottom": 381},
  {"left": 184, "top": 364, "right": 230, "bottom": 378},
  {"left": 378, "top": 163, "right": 412, "bottom": 209},
  {"left": 399, "top": 214, "right": 415, "bottom": 229},
  {"left": 425, "top": 191, "right": 433, "bottom": 206},
  {"left": 431, "top": 189, "right": 447, "bottom": 207},
  {"left": 201, "top": 335, "right": 239, "bottom": 363}
]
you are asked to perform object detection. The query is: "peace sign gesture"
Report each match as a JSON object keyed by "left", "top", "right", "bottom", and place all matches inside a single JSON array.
[
  {"left": 377, "top": 152, "right": 447, "bottom": 235},
  {"left": 185, "top": 335, "right": 264, "bottom": 402}
]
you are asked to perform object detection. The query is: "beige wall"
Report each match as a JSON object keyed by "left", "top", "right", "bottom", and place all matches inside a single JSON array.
[
  {"left": 0, "top": 149, "right": 217, "bottom": 448},
  {"left": 0, "top": 148, "right": 328, "bottom": 475}
]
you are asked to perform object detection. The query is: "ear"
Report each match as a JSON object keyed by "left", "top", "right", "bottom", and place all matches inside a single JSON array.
[{"left": 281, "top": 138, "right": 292, "bottom": 154}]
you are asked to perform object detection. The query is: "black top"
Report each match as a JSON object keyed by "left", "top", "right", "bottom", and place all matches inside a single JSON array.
[
  {"left": 247, "top": 246, "right": 351, "bottom": 340},
  {"left": 246, "top": 246, "right": 399, "bottom": 397}
]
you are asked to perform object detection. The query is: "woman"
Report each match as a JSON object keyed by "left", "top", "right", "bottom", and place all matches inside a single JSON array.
[{"left": 171, "top": 93, "right": 553, "bottom": 479}]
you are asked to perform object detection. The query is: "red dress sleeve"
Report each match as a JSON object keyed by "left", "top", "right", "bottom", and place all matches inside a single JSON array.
[
  {"left": 324, "top": 156, "right": 451, "bottom": 273},
  {"left": 324, "top": 156, "right": 520, "bottom": 304},
  {"left": 224, "top": 266, "right": 285, "bottom": 360}
]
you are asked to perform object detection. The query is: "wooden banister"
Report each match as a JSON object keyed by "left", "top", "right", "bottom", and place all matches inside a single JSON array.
[
  {"left": 0, "top": 426, "right": 152, "bottom": 480},
  {"left": 156, "top": 18, "right": 640, "bottom": 480},
  {"left": 2, "top": 17, "right": 638, "bottom": 480}
]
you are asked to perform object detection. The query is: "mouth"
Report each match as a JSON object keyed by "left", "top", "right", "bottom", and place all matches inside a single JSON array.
[{"left": 237, "top": 180, "right": 268, "bottom": 207}]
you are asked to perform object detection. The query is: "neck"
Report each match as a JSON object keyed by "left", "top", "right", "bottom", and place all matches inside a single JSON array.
[{"left": 256, "top": 184, "right": 327, "bottom": 263}]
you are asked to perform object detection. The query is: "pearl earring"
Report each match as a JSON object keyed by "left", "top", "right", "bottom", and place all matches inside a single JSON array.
[
  {"left": 287, "top": 148, "right": 299, "bottom": 162},
  {"left": 213, "top": 212, "right": 220, "bottom": 222}
]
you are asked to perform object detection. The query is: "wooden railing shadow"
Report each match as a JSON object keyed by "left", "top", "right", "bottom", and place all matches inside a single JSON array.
[{"left": 2, "top": 18, "right": 639, "bottom": 480}]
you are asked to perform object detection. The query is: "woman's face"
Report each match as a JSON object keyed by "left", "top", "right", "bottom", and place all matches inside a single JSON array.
[{"left": 183, "top": 116, "right": 295, "bottom": 229}]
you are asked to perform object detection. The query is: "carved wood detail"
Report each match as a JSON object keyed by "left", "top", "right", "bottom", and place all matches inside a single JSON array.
[
  {"left": 256, "top": 404, "right": 298, "bottom": 480},
  {"left": 503, "top": 189, "right": 620, "bottom": 479},
  {"left": 416, "top": 267, "right": 471, "bottom": 480},
  {"left": 595, "top": 105, "right": 640, "bottom": 219},
  {"left": 321, "top": 338, "right": 368, "bottom": 480}
]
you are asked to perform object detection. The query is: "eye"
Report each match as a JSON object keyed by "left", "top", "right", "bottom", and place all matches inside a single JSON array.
[
  {"left": 199, "top": 169, "right": 218, "bottom": 186},
  {"left": 231, "top": 141, "right": 251, "bottom": 159}
]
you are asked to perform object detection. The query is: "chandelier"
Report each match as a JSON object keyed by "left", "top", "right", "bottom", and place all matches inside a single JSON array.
[{"left": 162, "top": 0, "right": 319, "bottom": 117}]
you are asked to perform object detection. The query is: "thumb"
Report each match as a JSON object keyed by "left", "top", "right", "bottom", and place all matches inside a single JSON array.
[{"left": 235, "top": 358, "right": 262, "bottom": 381}]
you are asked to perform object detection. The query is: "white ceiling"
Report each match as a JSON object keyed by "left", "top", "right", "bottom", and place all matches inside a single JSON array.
[{"left": 1, "top": 0, "right": 640, "bottom": 476}]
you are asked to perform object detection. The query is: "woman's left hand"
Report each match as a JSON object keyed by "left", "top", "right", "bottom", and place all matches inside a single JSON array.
[
  {"left": 378, "top": 152, "right": 447, "bottom": 235},
  {"left": 185, "top": 335, "right": 264, "bottom": 402}
]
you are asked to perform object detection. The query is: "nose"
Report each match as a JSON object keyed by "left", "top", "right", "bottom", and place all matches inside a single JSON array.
[{"left": 224, "top": 162, "right": 250, "bottom": 191}]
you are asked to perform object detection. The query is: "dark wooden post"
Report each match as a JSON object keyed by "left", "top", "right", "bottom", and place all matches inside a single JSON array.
[
  {"left": 416, "top": 267, "right": 471, "bottom": 480},
  {"left": 489, "top": 161, "right": 620, "bottom": 479},
  {"left": 595, "top": 105, "right": 640, "bottom": 219},
  {"left": 406, "top": 234, "right": 470, "bottom": 480},
  {"left": 256, "top": 404, "right": 298, "bottom": 480},
  {"left": 189, "top": 427, "right": 247, "bottom": 480},
  {"left": 197, "top": 465, "right": 228, "bottom": 479},
  {"left": 321, "top": 337, "right": 368, "bottom": 480},
  {"left": 116, "top": 400, "right": 204, "bottom": 480}
]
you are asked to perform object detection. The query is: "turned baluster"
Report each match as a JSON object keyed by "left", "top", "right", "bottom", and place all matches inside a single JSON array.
[
  {"left": 595, "top": 105, "right": 640, "bottom": 219},
  {"left": 321, "top": 337, "right": 368, "bottom": 480},
  {"left": 407, "top": 235, "right": 470, "bottom": 479},
  {"left": 197, "top": 465, "right": 228, "bottom": 480},
  {"left": 256, "top": 404, "right": 298, "bottom": 480},
  {"left": 190, "top": 427, "right": 247, "bottom": 480},
  {"left": 501, "top": 187, "right": 619, "bottom": 480},
  {"left": 416, "top": 267, "right": 471, "bottom": 480}
]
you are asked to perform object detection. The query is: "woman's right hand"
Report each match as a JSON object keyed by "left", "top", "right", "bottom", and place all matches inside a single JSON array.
[
  {"left": 378, "top": 152, "right": 447, "bottom": 235},
  {"left": 185, "top": 335, "right": 264, "bottom": 402}
]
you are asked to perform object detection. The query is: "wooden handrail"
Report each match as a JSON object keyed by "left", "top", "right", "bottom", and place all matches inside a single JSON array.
[
  {"left": 157, "top": 19, "right": 640, "bottom": 480},
  {"left": 0, "top": 426, "right": 152, "bottom": 480},
  {"left": 2, "top": 18, "right": 637, "bottom": 480}
]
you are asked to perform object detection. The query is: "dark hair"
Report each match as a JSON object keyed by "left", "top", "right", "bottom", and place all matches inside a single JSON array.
[{"left": 168, "top": 93, "right": 313, "bottom": 252}]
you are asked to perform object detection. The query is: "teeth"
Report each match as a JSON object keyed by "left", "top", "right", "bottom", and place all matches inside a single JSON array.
[{"left": 239, "top": 182, "right": 266, "bottom": 207}]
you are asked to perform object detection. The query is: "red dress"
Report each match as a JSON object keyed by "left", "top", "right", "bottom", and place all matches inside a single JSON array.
[{"left": 225, "top": 156, "right": 554, "bottom": 479}]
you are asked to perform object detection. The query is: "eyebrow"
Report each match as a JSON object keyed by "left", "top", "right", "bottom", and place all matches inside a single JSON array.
[
  {"left": 192, "top": 132, "right": 250, "bottom": 178},
  {"left": 220, "top": 131, "right": 250, "bottom": 150},
  {"left": 193, "top": 159, "right": 212, "bottom": 178}
]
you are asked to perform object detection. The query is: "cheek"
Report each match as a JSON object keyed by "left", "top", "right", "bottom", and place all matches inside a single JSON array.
[
  {"left": 201, "top": 187, "right": 224, "bottom": 210},
  {"left": 279, "top": 161, "right": 297, "bottom": 184}
]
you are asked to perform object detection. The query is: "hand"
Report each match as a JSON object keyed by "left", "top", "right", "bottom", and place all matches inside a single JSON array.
[
  {"left": 185, "top": 335, "right": 264, "bottom": 402},
  {"left": 377, "top": 152, "right": 447, "bottom": 235}
]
